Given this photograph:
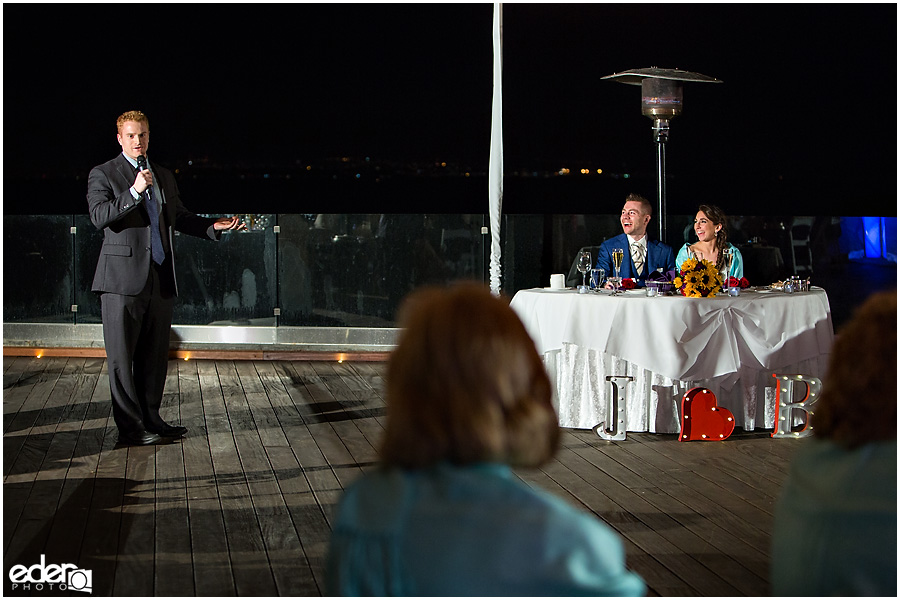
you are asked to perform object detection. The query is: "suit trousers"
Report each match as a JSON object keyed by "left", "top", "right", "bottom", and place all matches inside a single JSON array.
[{"left": 101, "top": 262, "right": 175, "bottom": 434}]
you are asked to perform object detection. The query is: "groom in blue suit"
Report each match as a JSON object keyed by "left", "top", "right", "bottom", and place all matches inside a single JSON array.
[{"left": 595, "top": 193, "right": 675, "bottom": 287}]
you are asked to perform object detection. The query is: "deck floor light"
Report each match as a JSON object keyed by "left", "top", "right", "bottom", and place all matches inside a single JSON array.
[{"left": 602, "top": 67, "right": 722, "bottom": 244}]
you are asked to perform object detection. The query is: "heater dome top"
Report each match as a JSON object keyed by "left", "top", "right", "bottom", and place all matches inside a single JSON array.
[{"left": 602, "top": 67, "right": 722, "bottom": 86}]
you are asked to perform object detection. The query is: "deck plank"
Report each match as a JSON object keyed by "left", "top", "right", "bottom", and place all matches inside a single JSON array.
[
  {"left": 153, "top": 362, "right": 194, "bottom": 596},
  {"left": 34, "top": 357, "right": 103, "bottom": 574},
  {"left": 78, "top": 370, "right": 127, "bottom": 597},
  {"left": 178, "top": 358, "right": 236, "bottom": 596},
  {"left": 3, "top": 356, "right": 51, "bottom": 432},
  {"left": 200, "top": 359, "right": 279, "bottom": 597},
  {"left": 3, "top": 357, "right": 66, "bottom": 474}
]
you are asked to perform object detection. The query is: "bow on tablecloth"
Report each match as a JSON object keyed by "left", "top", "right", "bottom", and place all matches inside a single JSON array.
[{"left": 608, "top": 295, "right": 831, "bottom": 391}]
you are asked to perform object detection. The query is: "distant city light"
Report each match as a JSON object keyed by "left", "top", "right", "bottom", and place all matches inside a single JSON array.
[
  {"left": 580, "top": 168, "right": 590, "bottom": 174},
  {"left": 597, "top": 168, "right": 603, "bottom": 174}
]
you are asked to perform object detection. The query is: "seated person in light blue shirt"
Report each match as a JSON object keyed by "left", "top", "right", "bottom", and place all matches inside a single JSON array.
[
  {"left": 596, "top": 193, "right": 676, "bottom": 287},
  {"left": 771, "top": 291, "right": 897, "bottom": 596},
  {"left": 326, "top": 283, "right": 646, "bottom": 597},
  {"left": 675, "top": 204, "right": 744, "bottom": 279}
]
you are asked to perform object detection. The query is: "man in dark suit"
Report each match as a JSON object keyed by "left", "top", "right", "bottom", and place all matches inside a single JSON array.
[
  {"left": 595, "top": 193, "right": 675, "bottom": 287},
  {"left": 87, "top": 110, "right": 245, "bottom": 446}
]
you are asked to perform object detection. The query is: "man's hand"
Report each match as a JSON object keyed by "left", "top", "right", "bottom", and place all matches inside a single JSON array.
[
  {"left": 134, "top": 169, "right": 153, "bottom": 194},
  {"left": 213, "top": 216, "right": 247, "bottom": 231}
]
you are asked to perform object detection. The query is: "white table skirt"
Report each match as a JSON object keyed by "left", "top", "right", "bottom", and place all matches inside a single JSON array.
[{"left": 510, "top": 287, "right": 834, "bottom": 433}]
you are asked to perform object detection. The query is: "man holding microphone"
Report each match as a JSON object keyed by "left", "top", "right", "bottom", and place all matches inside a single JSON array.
[{"left": 87, "top": 110, "right": 245, "bottom": 446}]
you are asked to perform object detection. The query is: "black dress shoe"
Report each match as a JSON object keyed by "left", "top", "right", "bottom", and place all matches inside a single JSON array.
[
  {"left": 147, "top": 423, "right": 188, "bottom": 438},
  {"left": 118, "top": 430, "right": 163, "bottom": 446}
]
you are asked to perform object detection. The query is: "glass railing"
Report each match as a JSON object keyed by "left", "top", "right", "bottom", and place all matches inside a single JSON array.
[
  {"left": 4, "top": 213, "right": 491, "bottom": 328},
  {"left": 5, "top": 215, "right": 77, "bottom": 324}
]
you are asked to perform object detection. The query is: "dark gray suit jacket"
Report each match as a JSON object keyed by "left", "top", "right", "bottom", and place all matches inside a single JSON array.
[{"left": 87, "top": 153, "right": 218, "bottom": 296}]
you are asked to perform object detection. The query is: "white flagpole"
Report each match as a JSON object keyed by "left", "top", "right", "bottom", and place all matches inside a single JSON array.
[{"left": 488, "top": 2, "right": 503, "bottom": 295}]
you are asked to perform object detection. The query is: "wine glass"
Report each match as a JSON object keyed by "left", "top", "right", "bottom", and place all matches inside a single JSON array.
[
  {"left": 576, "top": 250, "right": 592, "bottom": 291},
  {"left": 610, "top": 247, "right": 624, "bottom": 295}
]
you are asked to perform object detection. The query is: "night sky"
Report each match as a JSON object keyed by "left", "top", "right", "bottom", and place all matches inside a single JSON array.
[{"left": 3, "top": 3, "right": 897, "bottom": 215}]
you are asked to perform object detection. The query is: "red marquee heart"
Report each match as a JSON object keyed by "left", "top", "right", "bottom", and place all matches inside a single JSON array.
[{"left": 679, "top": 387, "right": 735, "bottom": 442}]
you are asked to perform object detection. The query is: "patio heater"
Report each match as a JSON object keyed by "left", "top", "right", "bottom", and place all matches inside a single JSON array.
[{"left": 602, "top": 67, "right": 722, "bottom": 243}]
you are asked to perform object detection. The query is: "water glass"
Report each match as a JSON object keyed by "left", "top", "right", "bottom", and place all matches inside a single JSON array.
[{"left": 590, "top": 268, "right": 605, "bottom": 291}]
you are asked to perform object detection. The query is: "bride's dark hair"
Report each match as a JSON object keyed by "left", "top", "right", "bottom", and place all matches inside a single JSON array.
[{"left": 697, "top": 204, "right": 729, "bottom": 271}]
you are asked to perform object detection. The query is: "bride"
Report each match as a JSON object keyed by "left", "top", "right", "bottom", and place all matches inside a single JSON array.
[{"left": 675, "top": 204, "right": 744, "bottom": 278}]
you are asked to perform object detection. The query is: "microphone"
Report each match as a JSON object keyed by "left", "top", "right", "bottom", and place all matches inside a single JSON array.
[{"left": 136, "top": 155, "right": 151, "bottom": 189}]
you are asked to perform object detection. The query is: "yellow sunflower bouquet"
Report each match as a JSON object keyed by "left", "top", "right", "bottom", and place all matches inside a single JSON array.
[{"left": 673, "top": 258, "right": 724, "bottom": 298}]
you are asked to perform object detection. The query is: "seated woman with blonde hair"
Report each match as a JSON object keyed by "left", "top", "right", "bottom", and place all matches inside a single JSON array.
[
  {"left": 675, "top": 204, "right": 744, "bottom": 278},
  {"left": 326, "top": 282, "right": 646, "bottom": 596}
]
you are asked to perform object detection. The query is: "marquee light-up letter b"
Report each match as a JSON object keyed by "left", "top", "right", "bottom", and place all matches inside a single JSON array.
[{"left": 771, "top": 373, "right": 822, "bottom": 439}]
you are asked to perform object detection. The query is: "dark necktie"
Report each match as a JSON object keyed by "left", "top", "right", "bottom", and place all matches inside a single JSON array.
[{"left": 138, "top": 165, "right": 165, "bottom": 265}]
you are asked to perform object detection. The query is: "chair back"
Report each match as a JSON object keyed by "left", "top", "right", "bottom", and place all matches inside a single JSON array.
[{"left": 566, "top": 245, "right": 603, "bottom": 287}]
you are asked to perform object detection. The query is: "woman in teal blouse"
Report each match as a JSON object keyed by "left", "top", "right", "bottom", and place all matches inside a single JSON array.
[
  {"left": 326, "top": 283, "right": 646, "bottom": 597},
  {"left": 675, "top": 204, "right": 744, "bottom": 279},
  {"left": 771, "top": 291, "right": 897, "bottom": 596}
]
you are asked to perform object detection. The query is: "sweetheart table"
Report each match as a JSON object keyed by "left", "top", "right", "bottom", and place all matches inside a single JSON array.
[{"left": 509, "top": 287, "right": 834, "bottom": 433}]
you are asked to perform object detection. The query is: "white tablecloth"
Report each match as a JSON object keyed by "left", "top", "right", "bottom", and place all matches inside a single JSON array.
[{"left": 509, "top": 287, "right": 834, "bottom": 433}]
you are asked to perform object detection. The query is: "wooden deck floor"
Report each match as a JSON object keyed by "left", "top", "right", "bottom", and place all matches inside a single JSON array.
[{"left": 3, "top": 355, "right": 807, "bottom": 596}]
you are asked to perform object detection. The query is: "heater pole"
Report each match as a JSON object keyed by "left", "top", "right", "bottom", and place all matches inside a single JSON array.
[
  {"left": 653, "top": 119, "right": 669, "bottom": 244},
  {"left": 656, "top": 138, "right": 666, "bottom": 243}
]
